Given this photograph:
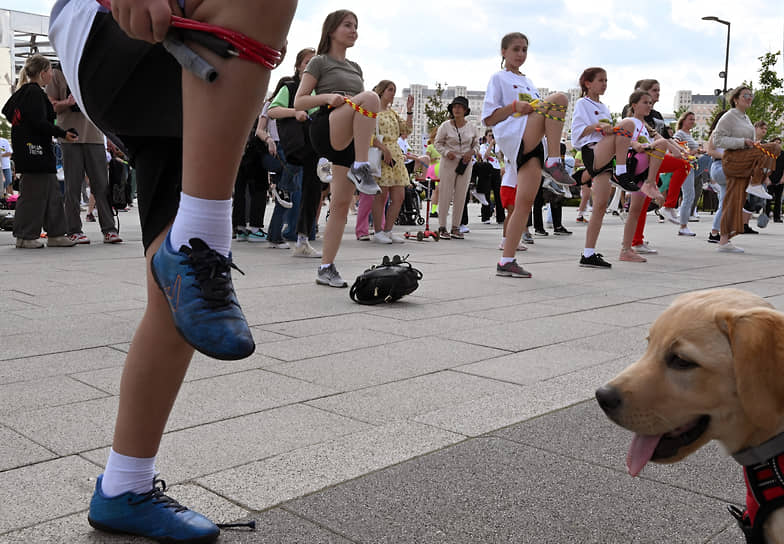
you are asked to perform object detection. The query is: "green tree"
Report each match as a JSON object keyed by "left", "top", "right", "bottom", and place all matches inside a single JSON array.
[
  {"left": 744, "top": 51, "right": 784, "bottom": 137},
  {"left": 424, "top": 82, "right": 449, "bottom": 132},
  {"left": 0, "top": 119, "right": 9, "bottom": 140}
]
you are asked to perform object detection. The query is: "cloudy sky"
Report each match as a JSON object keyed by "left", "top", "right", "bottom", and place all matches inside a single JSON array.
[{"left": 7, "top": 0, "right": 784, "bottom": 114}]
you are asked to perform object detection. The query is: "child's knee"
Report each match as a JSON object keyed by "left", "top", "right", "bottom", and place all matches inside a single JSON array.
[
  {"left": 546, "top": 92, "right": 568, "bottom": 106},
  {"left": 618, "top": 118, "right": 635, "bottom": 131},
  {"left": 356, "top": 91, "right": 380, "bottom": 109}
]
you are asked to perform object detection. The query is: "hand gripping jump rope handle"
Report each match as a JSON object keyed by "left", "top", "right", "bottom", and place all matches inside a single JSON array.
[{"left": 96, "top": 0, "right": 282, "bottom": 82}]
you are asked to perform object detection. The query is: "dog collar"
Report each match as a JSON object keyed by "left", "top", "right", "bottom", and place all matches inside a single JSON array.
[
  {"left": 733, "top": 431, "right": 784, "bottom": 466},
  {"left": 728, "top": 435, "right": 784, "bottom": 543}
]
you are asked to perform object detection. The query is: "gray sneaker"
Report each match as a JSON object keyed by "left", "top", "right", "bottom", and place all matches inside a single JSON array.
[
  {"left": 496, "top": 259, "right": 532, "bottom": 278},
  {"left": 522, "top": 232, "right": 534, "bottom": 244},
  {"left": 316, "top": 264, "right": 348, "bottom": 288},
  {"left": 542, "top": 161, "right": 575, "bottom": 187},
  {"left": 348, "top": 163, "right": 381, "bottom": 195}
]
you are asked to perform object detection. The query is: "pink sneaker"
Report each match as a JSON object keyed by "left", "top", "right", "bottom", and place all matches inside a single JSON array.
[{"left": 69, "top": 233, "right": 90, "bottom": 245}]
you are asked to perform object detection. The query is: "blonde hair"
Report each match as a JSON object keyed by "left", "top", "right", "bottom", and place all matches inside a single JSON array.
[
  {"left": 18, "top": 54, "right": 50, "bottom": 87},
  {"left": 373, "top": 80, "right": 395, "bottom": 97}
]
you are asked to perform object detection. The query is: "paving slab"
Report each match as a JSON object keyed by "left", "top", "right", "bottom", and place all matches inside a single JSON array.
[
  {"left": 0, "top": 425, "right": 55, "bottom": 472},
  {"left": 285, "top": 436, "right": 732, "bottom": 544},
  {"left": 198, "top": 421, "right": 464, "bottom": 511}
]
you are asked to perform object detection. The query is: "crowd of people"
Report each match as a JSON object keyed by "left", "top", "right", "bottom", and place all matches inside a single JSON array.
[{"left": 2, "top": 3, "right": 782, "bottom": 543}]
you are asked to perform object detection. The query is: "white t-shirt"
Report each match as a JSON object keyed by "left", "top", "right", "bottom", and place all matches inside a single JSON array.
[
  {"left": 482, "top": 70, "right": 541, "bottom": 188},
  {"left": 260, "top": 101, "right": 279, "bottom": 142},
  {"left": 571, "top": 97, "right": 612, "bottom": 149},
  {"left": 0, "top": 138, "right": 12, "bottom": 170},
  {"left": 479, "top": 143, "right": 501, "bottom": 170},
  {"left": 398, "top": 137, "right": 412, "bottom": 163},
  {"left": 627, "top": 118, "right": 653, "bottom": 150}
]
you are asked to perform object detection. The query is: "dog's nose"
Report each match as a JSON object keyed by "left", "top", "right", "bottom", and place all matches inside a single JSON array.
[{"left": 595, "top": 385, "right": 622, "bottom": 414}]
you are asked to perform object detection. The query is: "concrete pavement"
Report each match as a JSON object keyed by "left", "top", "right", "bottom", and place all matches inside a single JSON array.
[{"left": 1, "top": 202, "right": 780, "bottom": 543}]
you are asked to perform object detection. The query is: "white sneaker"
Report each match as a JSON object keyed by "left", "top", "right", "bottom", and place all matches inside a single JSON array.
[
  {"left": 746, "top": 184, "right": 773, "bottom": 200},
  {"left": 660, "top": 207, "right": 680, "bottom": 224},
  {"left": 374, "top": 230, "right": 393, "bottom": 244},
  {"left": 268, "top": 241, "right": 290, "bottom": 249},
  {"left": 689, "top": 212, "right": 700, "bottom": 222},
  {"left": 470, "top": 189, "right": 489, "bottom": 206},
  {"left": 678, "top": 227, "right": 696, "bottom": 236},
  {"left": 459, "top": 225, "right": 470, "bottom": 234},
  {"left": 387, "top": 231, "right": 405, "bottom": 243},
  {"left": 718, "top": 242, "right": 744, "bottom": 253},
  {"left": 292, "top": 241, "right": 322, "bottom": 258},
  {"left": 632, "top": 242, "right": 658, "bottom": 254},
  {"left": 497, "top": 241, "right": 527, "bottom": 251}
]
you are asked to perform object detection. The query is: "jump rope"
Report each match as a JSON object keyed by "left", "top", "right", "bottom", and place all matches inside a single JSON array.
[{"left": 96, "top": 0, "right": 283, "bottom": 81}]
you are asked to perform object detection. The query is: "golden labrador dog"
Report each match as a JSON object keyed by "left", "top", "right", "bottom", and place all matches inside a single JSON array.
[{"left": 596, "top": 288, "right": 784, "bottom": 543}]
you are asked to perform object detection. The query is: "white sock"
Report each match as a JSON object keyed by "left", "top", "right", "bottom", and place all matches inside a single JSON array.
[
  {"left": 101, "top": 448, "right": 156, "bottom": 497},
  {"left": 352, "top": 161, "right": 370, "bottom": 169},
  {"left": 583, "top": 248, "right": 596, "bottom": 258},
  {"left": 320, "top": 263, "right": 332, "bottom": 270},
  {"left": 170, "top": 193, "right": 233, "bottom": 257},
  {"left": 297, "top": 234, "right": 307, "bottom": 247},
  {"left": 500, "top": 257, "right": 515, "bottom": 265},
  {"left": 249, "top": 226, "right": 261, "bottom": 234},
  {"left": 545, "top": 157, "right": 561, "bottom": 167},
  {"left": 615, "top": 164, "right": 627, "bottom": 175},
  {"left": 501, "top": 236, "right": 506, "bottom": 245}
]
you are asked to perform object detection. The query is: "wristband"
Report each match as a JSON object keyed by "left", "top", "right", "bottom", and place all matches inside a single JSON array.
[
  {"left": 512, "top": 100, "right": 518, "bottom": 113},
  {"left": 407, "top": 111, "right": 414, "bottom": 115}
]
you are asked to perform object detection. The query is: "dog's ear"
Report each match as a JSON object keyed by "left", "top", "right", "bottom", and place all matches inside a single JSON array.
[{"left": 718, "top": 307, "right": 784, "bottom": 430}]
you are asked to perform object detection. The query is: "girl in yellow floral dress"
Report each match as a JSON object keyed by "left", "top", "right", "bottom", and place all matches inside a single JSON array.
[{"left": 370, "top": 80, "right": 414, "bottom": 243}]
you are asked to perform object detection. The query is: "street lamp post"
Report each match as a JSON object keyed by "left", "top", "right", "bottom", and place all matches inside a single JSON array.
[{"left": 702, "top": 16, "right": 731, "bottom": 110}]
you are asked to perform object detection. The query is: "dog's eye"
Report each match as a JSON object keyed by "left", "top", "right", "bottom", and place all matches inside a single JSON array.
[{"left": 667, "top": 354, "right": 699, "bottom": 370}]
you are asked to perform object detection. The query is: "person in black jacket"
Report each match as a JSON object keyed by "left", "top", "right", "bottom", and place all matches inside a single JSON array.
[{"left": 2, "top": 54, "right": 78, "bottom": 248}]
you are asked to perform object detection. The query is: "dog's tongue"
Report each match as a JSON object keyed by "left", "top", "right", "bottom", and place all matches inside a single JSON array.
[{"left": 626, "top": 433, "right": 662, "bottom": 477}]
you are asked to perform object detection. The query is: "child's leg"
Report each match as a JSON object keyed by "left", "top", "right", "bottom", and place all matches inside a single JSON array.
[
  {"left": 584, "top": 174, "right": 611, "bottom": 250},
  {"left": 632, "top": 196, "right": 652, "bottom": 247},
  {"left": 385, "top": 186, "right": 405, "bottom": 231},
  {"left": 327, "top": 91, "right": 380, "bottom": 163},
  {"left": 539, "top": 93, "right": 568, "bottom": 159},
  {"left": 322, "top": 169, "right": 354, "bottom": 264},
  {"left": 502, "top": 160, "right": 540, "bottom": 258},
  {"left": 502, "top": 204, "right": 513, "bottom": 237},
  {"left": 622, "top": 192, "right": 646, "bottom": 250}
]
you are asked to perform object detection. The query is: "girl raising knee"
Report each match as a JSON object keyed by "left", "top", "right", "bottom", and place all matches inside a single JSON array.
[{"left": 482, "top": 32, "right": 570, "bottom": 278}]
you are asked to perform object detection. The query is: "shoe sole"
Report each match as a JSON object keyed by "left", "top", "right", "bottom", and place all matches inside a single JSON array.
[
  {"left": 553, "top": 232, "right": 572, "bottom": 236},
  {"left": 579, "top": 263, "right": 612, "bottom": 269},
  {"left": 542, "top": 170, "right": 576, "bottom": 187},
  {"left": 678, "top": 233, "right": 696, "bottom": 236},
  {"left": 88, "top": 517, "right": 219, "bottom": 544},
  {"left": 315, "top": 278, "right": 348, "bottom": 288},
  {"left": 150, "top": 253, "right": 255, "bottom": 361},
  {"left": 496, "top": 270, "right": 532, "bottom": 278}
]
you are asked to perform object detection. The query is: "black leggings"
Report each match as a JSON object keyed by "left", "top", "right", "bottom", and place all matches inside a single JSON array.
[
  {"left": 765, "top": 183, "right": 784, "bottom": 221},
  {"left": 481, "top": 169, "right": 504, "bottom": 222},
  {"left": 296, "top": 153, "right": 321, "bottom": 236},
  {"left": 528, "top": 177, "right": 563, "bottom": 231}
]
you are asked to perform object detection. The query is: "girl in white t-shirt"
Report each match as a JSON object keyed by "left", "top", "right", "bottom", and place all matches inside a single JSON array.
[
  {"left": 482, "top": 32, "right": 570, "bottom": 278},
  {"left": 570, "top": 67, "right": 635, "bottom": 269},
  {"left": 619, "top": 90, "right": 678, "bottom": 262}
]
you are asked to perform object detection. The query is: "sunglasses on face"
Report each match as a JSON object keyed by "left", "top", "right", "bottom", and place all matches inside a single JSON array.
[{"left": 742, "top": 93, "right": 754, "bottom": 99}]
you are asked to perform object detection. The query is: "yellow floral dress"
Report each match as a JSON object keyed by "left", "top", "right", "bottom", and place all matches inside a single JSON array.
[{"left": 376, "top": 109, "right": 410, "bottom": 187}]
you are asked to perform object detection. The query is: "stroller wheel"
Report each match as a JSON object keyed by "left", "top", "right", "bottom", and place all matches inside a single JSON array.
[{"left": 416, "top": 217, "right": 425, "bottom": 225}]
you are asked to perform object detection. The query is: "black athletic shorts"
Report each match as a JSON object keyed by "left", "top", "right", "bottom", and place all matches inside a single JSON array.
[
  {"left": 80, "top": 12, "right": 182, "bottom": 252},
  {"left": 580, "top": 143, "right": 613, "bottom": 178},
  {"left": 309, "top": 105, "right": 355, "bottom": 168},
  {"left": 515, "top": 141, "right": 544, "bottom": 172}
]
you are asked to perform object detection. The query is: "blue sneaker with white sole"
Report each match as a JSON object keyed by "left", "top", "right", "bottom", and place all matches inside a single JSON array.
[
  {"left": 151, "top": 232, "right": 255, "bottom": 360},
  {"left": 88, "top": 475, "right": 219, "bottom": 543}
]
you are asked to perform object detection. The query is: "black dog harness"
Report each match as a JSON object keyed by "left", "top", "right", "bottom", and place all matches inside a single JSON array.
[{"left": 729, "top": 432, "right": 784, "bottom": 543}]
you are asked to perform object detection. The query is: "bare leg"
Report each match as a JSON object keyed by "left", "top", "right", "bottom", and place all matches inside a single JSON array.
[
  {"left": 502, "top": 160, "right": 540, "bottom": 258},
  {"left": 328, "top": 91, "right": 380, "bottom": 163},
  {"left": 585, "top": 174, "right": 611, "bottom": 249},
  {"left": 321, "top": 171, "right": 353, "bottom": 264},
  {"left": 113, "top": 0, "right": 297, "bottom": 458},
  {"left": 622, "top": 192, "right": 646, "bottom": 250},
  {"left": 372, "top": 186, "right": 390, "bottom": 231},
  {"left": 385, "top": 186, "right": 405, "bottom": 229}
]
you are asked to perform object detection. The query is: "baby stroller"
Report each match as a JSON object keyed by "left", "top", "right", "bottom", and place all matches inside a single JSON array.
[{"left": 396, "top": 183, "right": 425, "bottom": 226}]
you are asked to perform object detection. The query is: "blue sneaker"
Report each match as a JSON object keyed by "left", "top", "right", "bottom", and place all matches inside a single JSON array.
[
  {"left": 88, "top": 475, "right": 219, "bottom": 543},
  {"left": 151, "top": 233, "right": 255, "bottom": 360}
]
